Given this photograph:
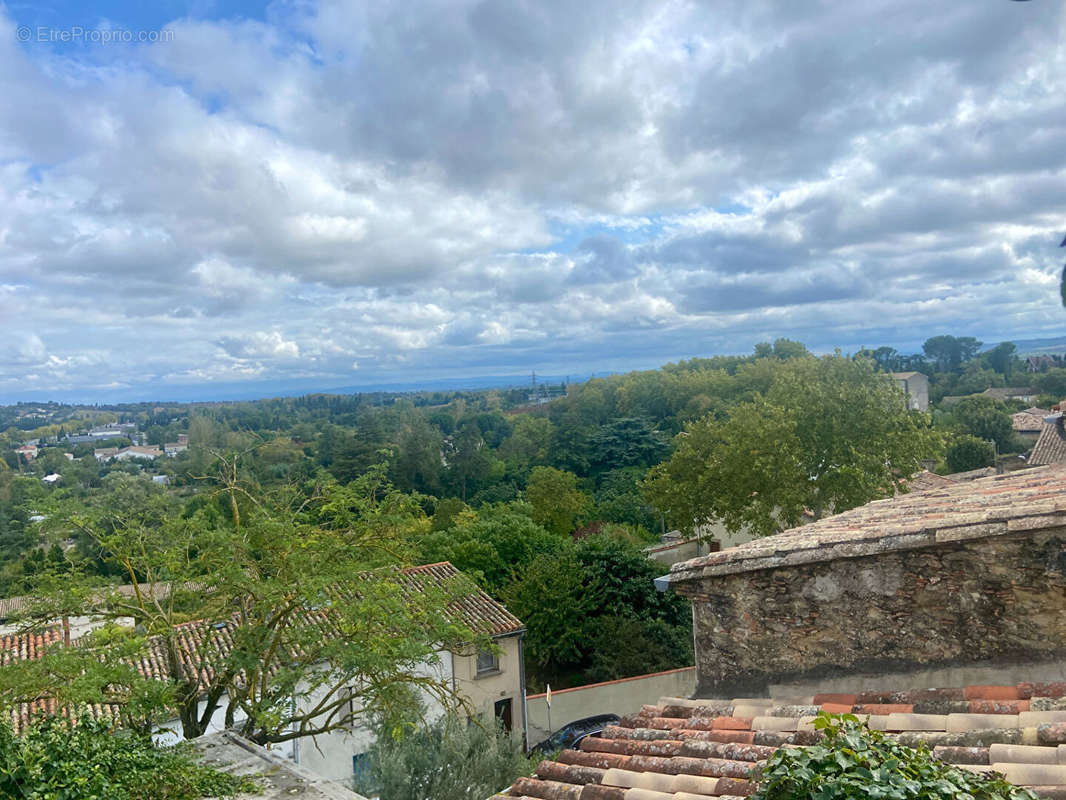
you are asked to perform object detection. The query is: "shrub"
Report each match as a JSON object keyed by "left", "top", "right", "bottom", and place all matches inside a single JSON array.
[
  {"left": 0, "top": 714, "right": 257, "bottom": 800},
  {"left": 753, "top": 713, "right": 1038, "bottom": 800},
  {"left": 354, "top": 714, "right": 537, "bottom": 800}
]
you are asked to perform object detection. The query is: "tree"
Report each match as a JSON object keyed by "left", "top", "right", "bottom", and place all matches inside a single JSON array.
[
  {"left": 355, "top": 714, "right": 536, "bottom": 800},
  {"left": 593, "top": 467, "right": 660, "bottom": 532},
  {"left": 587, "top": 418, "right": 667, "bottom": 477},
  {"left": 945, "top": 434, "right": 993, "bottom": 473},
  {"left": 922, "top": 335, "right": 982, "bottom": 372},
  {"left": 951, "top": 396, "right": 1013, "bottom": 453},
  {"left": 501, "top": 550, "right": 591, "bottom": 680},
  {"left": 983, "top": 341, "right": 1017, "bottom": 377},
  {"left": 771, "top": 338, "right": 808, "bottom": 360},
  {"left": 443, "top": 421, "right": 502, "bottom": 502},
  {"left": 1, "top": 457, "right": 483, "bottom": 748},
  {"left": 417, "top": 506, "right": 562, "bottom": 593},
  {"left": 497, "top": 416, "right": 552, "bottom": 476},
  {"left": 870, "top": 346, "right": 900, "bottom": 372},
  {"left": 643, "top": 355, "right": 941, "bottom": 537},
  {"left": 525, "top": 466, "right": 589, "bottom": 536},
  {"left": 0, "top": 714, "right": 256, "bottom": 800}
]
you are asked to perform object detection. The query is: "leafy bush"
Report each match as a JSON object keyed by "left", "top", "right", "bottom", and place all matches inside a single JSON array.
[
  {"left": 945, "top": 434, "right": 994, "bottom": 473},
  {"left": 0, "top": 714, "right": 258, "bottom": 800},
  {"left": 753, "top": 713, "right": 1039, "bottom": 800},
  {"left": 354, "top": 714, "right": 537, "bottom": 800}
]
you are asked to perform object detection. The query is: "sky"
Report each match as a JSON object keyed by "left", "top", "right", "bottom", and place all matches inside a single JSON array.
[{"left": 0, "top": 1, "right": 1064, "bottom": 403}]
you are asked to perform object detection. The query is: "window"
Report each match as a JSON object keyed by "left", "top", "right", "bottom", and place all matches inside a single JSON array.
[
  {"left": 494, "top": 698, "right": 513, "bottom": 732},
  {"left": 352, "top": 752, "right": 370, "bottom": 780},
  {"left": 476, "top": 649, "right": 499, "bottom": 676}
]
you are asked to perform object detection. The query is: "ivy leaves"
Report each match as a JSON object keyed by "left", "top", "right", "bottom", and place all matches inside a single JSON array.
[{"left": 753, "top": 713, "right": 1040, "bottom": 800}]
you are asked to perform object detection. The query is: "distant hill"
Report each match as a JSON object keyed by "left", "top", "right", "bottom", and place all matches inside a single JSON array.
[{"left": 983, "top": 336, "right": 1066, "bottom": 357}]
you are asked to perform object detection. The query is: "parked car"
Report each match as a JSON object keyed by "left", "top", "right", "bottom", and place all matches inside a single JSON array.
[{"left": 529, "top": 713, "right": 620, "bottom": 756}]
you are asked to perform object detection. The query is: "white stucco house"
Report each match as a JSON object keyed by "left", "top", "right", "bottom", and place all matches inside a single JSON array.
[{"left": 0, "top": 562, "right": 527, "bottom": 785}]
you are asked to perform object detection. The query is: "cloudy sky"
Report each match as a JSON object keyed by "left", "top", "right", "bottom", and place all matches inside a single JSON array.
[{"left": 1, "top": 0, "right": 1064, "bottom": 402}]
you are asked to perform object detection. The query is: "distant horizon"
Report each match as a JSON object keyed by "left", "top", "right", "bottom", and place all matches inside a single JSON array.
[
  {"left": 2, "top": 2, "right": 1064, "bottom": 407},
  {"left": 5, "top": 332, "right": 1064, "bottom": 407}
]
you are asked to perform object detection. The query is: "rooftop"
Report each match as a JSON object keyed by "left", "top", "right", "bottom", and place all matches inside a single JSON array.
[
  {"left": 900, "top": 469, "right": 957, "bottom": 493},
  {"left": 0, "top": 562, "right": 522, "bottom": 730},
  {"left": 1030, "top": 421, "right": 1066, "bottom": 467},
  {"left": 495, "top": 681, "right": 1066, "bottom": 799},
  {"left": 1015, "top": 409, "right": 1052, "bottom": 433},
  {"left": 669, "top": 465, "right": 1066, "bottom": 583},
  {"left": 193, "top": 731, "right": 368, "bottom": 800}
]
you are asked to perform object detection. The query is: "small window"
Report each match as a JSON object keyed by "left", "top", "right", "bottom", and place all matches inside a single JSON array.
[
  {"left": 352, "top": 752, "right": 370, "bottom": 780},
  {"left": 476, "top": 649, "right": 499, "bottom": 676}
]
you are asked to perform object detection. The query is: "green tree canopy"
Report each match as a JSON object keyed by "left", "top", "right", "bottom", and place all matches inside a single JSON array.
[
  {"left": 1, "top": 458, "right": 483, "bottom": 748},
  {"left": 949, "top": 396, "right": 1014, "bottom": 453},
  {"left": 643, "top": 355, "right": 942, "bottom": 537},
  {"left": 524, "top": 466, "right": 590, "bottom": 536},
  {"left": 945, "top": 434, "right": 994, "bottom": 473}
]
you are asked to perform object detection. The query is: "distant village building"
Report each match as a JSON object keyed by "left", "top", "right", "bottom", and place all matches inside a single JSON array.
[
  {"left": 1029, "top": 408, "right": 1066, "bottom": 467},
  {"left": 981, "top": 386, "right": 1037, "bottom": 403},
  {"left": 14, "top": 444, "right": 38, "bottom": 461},
  {"left": 1012, "top": 407, "right": 1049, "bottom": 444},
  {"left": 41, "top": 474, "right": 61, "bottom": 485},
  {"left": 889, "top": 371, "right": 929, "bottom": 411},
  {"left": 95, "top": 445, "right": 162, "bottom": 462},
  {"left": 112, "top": 445, "right": 163, "bottom": 461},
  {"left": 1026, "top": 354, "right": 1062, "bottom": 373}
]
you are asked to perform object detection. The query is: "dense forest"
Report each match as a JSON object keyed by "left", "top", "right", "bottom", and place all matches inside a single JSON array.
[{"left": 0, "top": 335, "right": 1055, "bottom": 688}]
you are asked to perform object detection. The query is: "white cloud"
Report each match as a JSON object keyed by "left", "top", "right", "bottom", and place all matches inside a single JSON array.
[{"left": 0, "top": 1, "right": 1064, "bottom": 399}]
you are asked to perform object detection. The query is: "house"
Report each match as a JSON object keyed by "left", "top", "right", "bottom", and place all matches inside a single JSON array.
[
  {"left": 1026, "top": 355, "right": 1061, "bottom": 373},
  {"left": 0, "top": 562, "right": 525, "bottom": 786},
  {"left": 95, "top": 445, "right": 163, "bottom": 462},
  {"left": 1029, "top": 411, "right": 1066, "bottom": 467},
  {"left": 41, "top": 474, "right": 61, "bottom": 485},
  {"left": 14, "top": 445, "right": 37, "bottom": 461},
  {"left": 496, "top": 466, "right": 1066, "bottom": 799},
  {"left": 982, "top": 386, "right": 1037, "bottom": 403},
  {"left": 898, "top": 468, "right": 957, "bottom": 493},
  {"left": 888, "top": 371, "right": 929, "bottom": 411},
  {"left": 113, "top": 445, "right": 163, "bottom": 461},
  {"left": 164, "top": 441, "right": 188, "bottom": 456},
  {"left": 1013, "top": 407, "right": 1050, "bottom": 443}
]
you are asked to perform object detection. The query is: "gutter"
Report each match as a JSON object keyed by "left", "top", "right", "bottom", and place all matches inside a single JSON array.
[{"left": 517, "top": 630, "right": 528, "bottom": 750}]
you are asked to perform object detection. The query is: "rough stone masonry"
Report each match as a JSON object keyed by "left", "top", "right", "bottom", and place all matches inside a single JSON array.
[{"left": 666, "top": 466, "right": 1066, "bottom": 697}]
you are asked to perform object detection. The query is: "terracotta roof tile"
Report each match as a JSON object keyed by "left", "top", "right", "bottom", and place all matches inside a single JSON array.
[
  {"left": 0, "top": 563, "right": 519, "bottom": 733},
  {"left": 1014, "top": 409, "right": 1050, "bottom": 433},
  {"left": 669, "top": 465, "right": 1066, "bottom": 582},
  {"left": 500, "top": 680, "right": 1066, "bottom": 798},
  {"left": 402, "top": 562, "right": 524, "bottom": 636},
  {"left": 0, "top": 628, "right": 63, "bottom": 665},
  {"left": 1030, "top": 421, "right": 1066, "bottom": 466}
]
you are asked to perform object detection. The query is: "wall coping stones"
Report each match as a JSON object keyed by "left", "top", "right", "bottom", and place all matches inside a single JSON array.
[{"left": 667, "top": 465, "right": 1066, "bottom": 585}]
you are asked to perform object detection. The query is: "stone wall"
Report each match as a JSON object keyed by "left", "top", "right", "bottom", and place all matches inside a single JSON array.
[{"left": 672, "top": 527, "right": 1066, "bottom": 697}]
